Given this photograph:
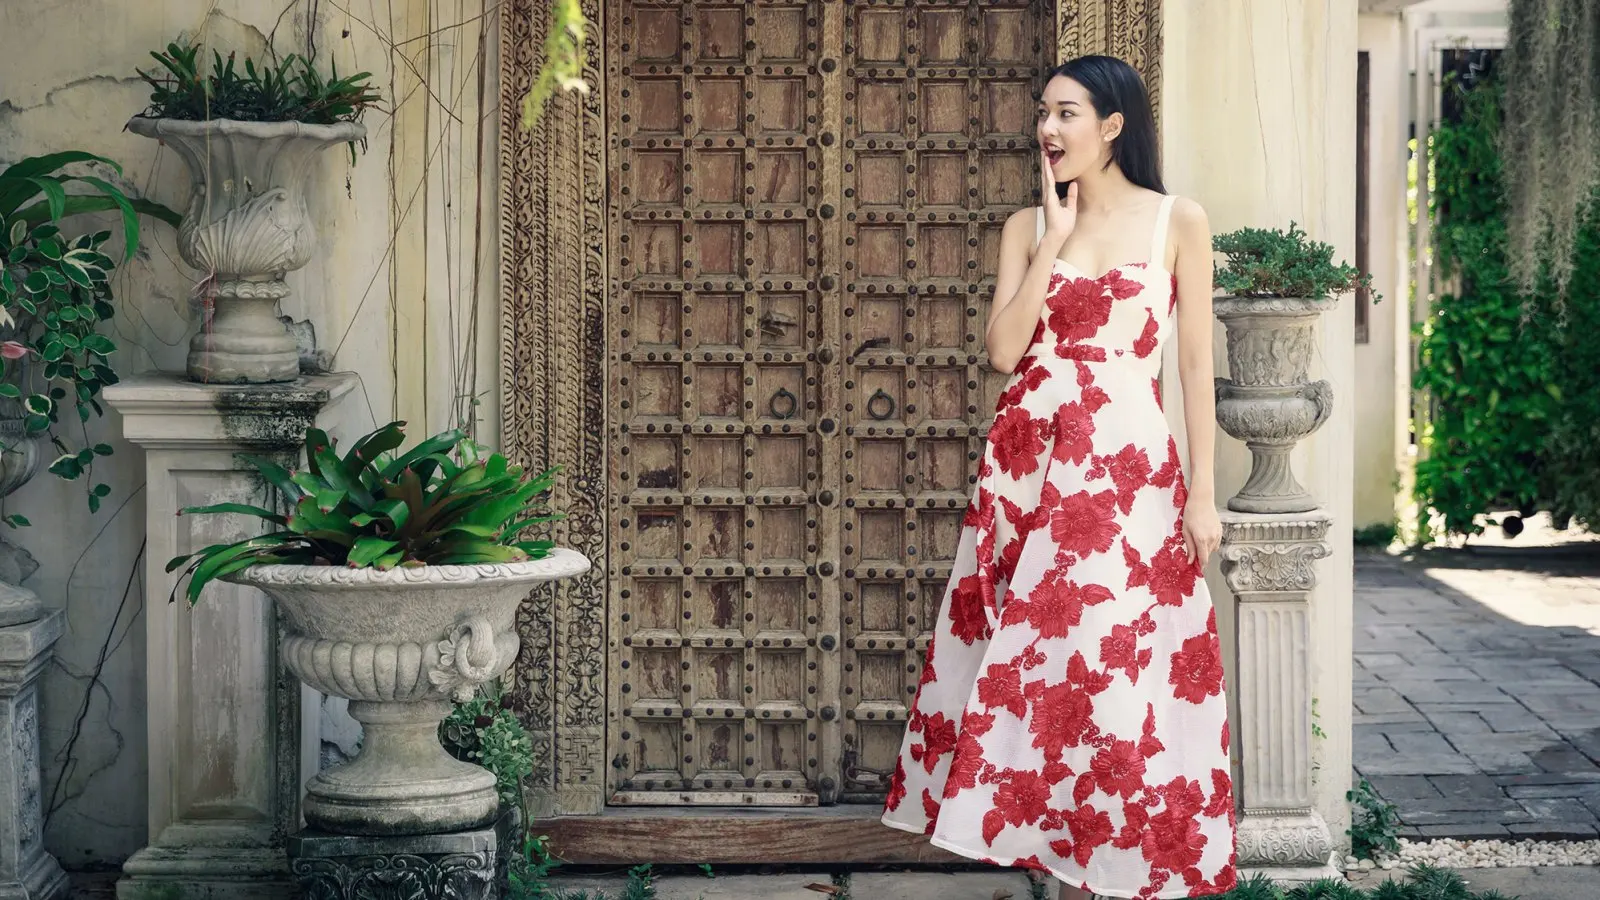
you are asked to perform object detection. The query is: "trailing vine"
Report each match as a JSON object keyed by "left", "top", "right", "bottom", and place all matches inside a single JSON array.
[{"left": 1416, "top": 73, "right": 1600, "bottom": 536}]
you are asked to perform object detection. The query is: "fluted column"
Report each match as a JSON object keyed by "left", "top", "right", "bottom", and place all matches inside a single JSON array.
[{"left": 1219, "top": 510, "right": 1341, "bottom": 884}]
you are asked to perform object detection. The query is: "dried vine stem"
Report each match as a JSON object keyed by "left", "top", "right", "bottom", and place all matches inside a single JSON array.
[{"left": 1499, "top": 0, "right": 1600, "bottom": 303}]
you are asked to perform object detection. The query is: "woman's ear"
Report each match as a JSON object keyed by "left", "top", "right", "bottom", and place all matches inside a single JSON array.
[{"left": 1101, "top": 111, "right": 1125, "bottom": 143}]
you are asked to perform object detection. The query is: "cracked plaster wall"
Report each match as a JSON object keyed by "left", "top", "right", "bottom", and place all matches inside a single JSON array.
[{"left": 0, "top": 0, "right": 499, "bottom": 867}]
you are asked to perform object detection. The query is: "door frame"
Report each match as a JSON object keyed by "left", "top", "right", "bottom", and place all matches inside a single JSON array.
[{"left": 496, "top": 0, "right": 1161, "bottom": 853}]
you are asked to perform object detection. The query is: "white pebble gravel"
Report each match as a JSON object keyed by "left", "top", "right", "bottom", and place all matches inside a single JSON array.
[{"left": 1342, "top": 837, "right": 1600, "bottom": 870}]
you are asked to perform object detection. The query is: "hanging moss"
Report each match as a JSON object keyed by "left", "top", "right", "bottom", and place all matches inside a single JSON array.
[{"left": 1498, "top": 0, "right": 1600, "bottom": 302}]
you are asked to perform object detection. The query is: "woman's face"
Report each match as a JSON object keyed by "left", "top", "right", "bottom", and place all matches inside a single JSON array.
[{"left": 1036, "top": 75, "right": 1118, "bottom": 183}]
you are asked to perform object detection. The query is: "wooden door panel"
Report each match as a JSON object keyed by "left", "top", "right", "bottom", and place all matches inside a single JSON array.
[
  {"left": 609, "top": 0, "right": 1053, "bottom": 808},
  {"left": 837, "top": 0, "right": 1053, "bottom": 802},
  {"left": 610, "top": 0, "right": 829, "bottom": 806}
]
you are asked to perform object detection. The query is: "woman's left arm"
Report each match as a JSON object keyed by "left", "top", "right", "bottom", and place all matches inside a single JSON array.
[{"left": 1170, "top": 197, "right": 1222, "bottom": 567}]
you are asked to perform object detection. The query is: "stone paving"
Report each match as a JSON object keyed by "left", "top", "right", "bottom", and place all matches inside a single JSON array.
[{"left": 1353, "top": 525, "right": 1600, "bottom": 841}]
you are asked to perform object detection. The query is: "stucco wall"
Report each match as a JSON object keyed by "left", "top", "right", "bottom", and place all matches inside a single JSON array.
[{"left": 0, "top": 0, "right": 495, "bottom": 865}]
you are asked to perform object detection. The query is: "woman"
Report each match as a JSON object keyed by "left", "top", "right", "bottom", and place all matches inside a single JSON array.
[{"left": 880, "top": 56, "right": 1237, "bottom": 900}]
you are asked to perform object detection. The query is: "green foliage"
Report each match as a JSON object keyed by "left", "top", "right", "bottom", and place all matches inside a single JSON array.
[
  {"left": 166, "top": 421, "right": 562, "bottom": 605},
  {"left": 439, "top": 687, "right": 534, "bottom": 810},
  {"left": 137, "top": 41, "right": 380, "bottom": 124},
  {"left": 0, "top": 152, "right": 179, "bottom": 513},
  {"left": 1213, "top": 863, "right": 1518, "bottom": 899},
  {"left": 1352, "top": 522, "right": 1399, "bottom": 549},
  {"left": 1415, "top": 73, "right": 1600, "bottom": 536},
  {"left": 1347, "top": 777, "right": 1403, "bottom": 861},
  {"left": 1213, "top": 222, "right": 1376, "bottom": 301},
  {"left": 521, "top": 0, "right": 591, "bottom": 129}
]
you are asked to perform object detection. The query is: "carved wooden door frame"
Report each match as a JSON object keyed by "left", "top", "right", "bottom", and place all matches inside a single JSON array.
[{"left": 496, "top": 0, "right": 1159, "bottom": 823}]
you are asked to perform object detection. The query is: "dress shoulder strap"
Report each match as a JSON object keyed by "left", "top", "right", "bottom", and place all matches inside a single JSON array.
[
  {"left": 1150, "top": 195, "right": 1178, "bottom": 269},
  {"left": 1035, "top": 205, "right": 1046, "bottom": 249}
]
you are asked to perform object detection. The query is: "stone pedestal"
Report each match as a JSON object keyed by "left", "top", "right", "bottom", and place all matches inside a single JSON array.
[
  {"left": 104, "top": 373, "right": 357, "bottom": 900},
  {"left": 0, "top": 611, "right": 68, "bottom": 900},
  {"left": 287, "top": 814, "right": 511, "bottom": 900},
  {"left": 1218, "top": 510, "right": 1342, "bottom": 885}
]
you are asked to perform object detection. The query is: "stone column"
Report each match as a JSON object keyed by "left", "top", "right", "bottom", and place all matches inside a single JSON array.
[
  {"left": 1219, "top": 509, "right": 1340, "bottom": 884},
  {"left": 104, "top": 373, "right": 356, "bottom": 900},
  {"left": 0, "top": 608, "right": 68, "bottom": 900}
]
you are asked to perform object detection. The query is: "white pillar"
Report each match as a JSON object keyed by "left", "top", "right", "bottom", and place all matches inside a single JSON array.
[
  {"left": 0, "top": 609, "right": 68, "bottom": 900},
  {"left": 104, "top": 373, "right": 356, "bottom": 900},
  {"left": 1220, "top": 510, "right": 1340, "bottom": 882},
  {"left": 1162, "top": 0, "right": 1359, "bottom": 853}
]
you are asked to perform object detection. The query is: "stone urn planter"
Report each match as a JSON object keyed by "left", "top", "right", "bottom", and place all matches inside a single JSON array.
[
  {"left": 0, "top": 404, "right": 41, "bottom": 627},
  {"left": 1213, "top": 296, "right": 1334, "bottom": 514},
  {"left": 230, "top": 550, "right": 590, "bottom": 836},
  {"left": 126, "top": 117, "right": 364, "bottom": 384}
]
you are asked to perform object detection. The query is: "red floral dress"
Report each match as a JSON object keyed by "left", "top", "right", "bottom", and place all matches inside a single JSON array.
[{"left": 880, "top": 197, "right": 1237, "bottom": 899}]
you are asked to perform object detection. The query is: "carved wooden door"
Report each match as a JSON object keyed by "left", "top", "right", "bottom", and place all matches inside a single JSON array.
[{"left": 608, "top": 0, "right": 1055, "bottom": 807}]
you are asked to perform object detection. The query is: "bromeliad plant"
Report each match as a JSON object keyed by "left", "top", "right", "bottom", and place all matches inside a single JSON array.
[
  {"left": 0, "top": 152, "right": 179, "bottom": 518},
  {"left": 167, "top": 421, "right": 561, "bottom": 605},
  {"left": 1213, "top": 222, "right": 1378, "bottom": 302}
]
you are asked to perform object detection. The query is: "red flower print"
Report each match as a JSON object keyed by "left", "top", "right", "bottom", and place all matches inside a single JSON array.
[
  {"left": 1221, "top": 719, "right": 1231, "bottom": 754},
  {"left": 1066, "top": 649, "right": 1115, "bottom": 694},
  {"left": 1051, "top": 804, "right": 1115, "bottom": 867},
  {"left": 1013, "top": 856, "right": 1050, "bottom": 873},
  {"left": 922, "top": 788, "right": 942, "bottom": 823},
  {"left": 997, "top": 537, "right": 1024, "bottom": 585},
  {"left": 1089, "top": 739, "right": 1148, "bottom": 800},
  {"left": 1152, "top": 437, "right": 1182, "bottom": 488},
  {"left": 997, "top": 363, "right": 1051, "bottom": 412},
  {"left": 1051, "top": 401, "right": 1096, "bottom": 466},
  {"left": 963, "top": 486, "right": 995, "bottom": 530},
  {"left": 1029, "top": 682, "right": 1098, "bottom": 759},
  {"left": 913, "top": 712, "right": 958, "bottom": 774},
  {"left": 1146, "top": 542, "right": 1199, "bottom": 605},
  {"left": 1104, "top": 269, "right": 1146, "bottom": 300},
  {"left": 885, "top": 758, "right": 907, "bottom": 811},
  {"left": 1140, "top": 704, "right": 1167, "bottom": 759},
  {"left": 977, "top": 661, "right": 1028, "bottom": 720},
  {"left": 947, "top": 574, "right": 992, "bottom": 645},
  {"left": 1152, "top": 376, "right": 1163, "bottom": 410},
  {"left": 1114, "top": 798, "right": 1150, "bottom": 850},
  {"left": 1050, "top": 489, "right": 1121, "bottom": 558},
  {"left": 1133, "top": 309, "right": 1160, "bottom": 358},
  {"left": 987, "top": 769, "right": 1053, "bottom": 839},
  {"left": 1124, "top": 537, "right": 1153, "bottom": 591},
  {"left": 1056, "top": 342, "right": 1109, "bottom": 364},
  {"left": 1100, "top": 622, "right": 1152, "bottom": 683},
  {"left": 1001, "top": 495, "right": 1047, "bottom": 537},
  {"left": 1048, "top": 277, "right": 1113, "bottom": 342},
  {"left": 990, "top": 407, "right": 1048, "bottom": 477},
  {"left": 944, "top": 729, "right": 986, "bottom": 798},
  {"left": 1170, "top": 631, "right": 1225, "bottom": 703},
  {"left": 1143, "top": 780, "right": 1208, "bottom": 872},
  {"left": 1019, "top": 644, "right": 1047, "bottom": 670},
  {"left": 1011, "top": 570, "right": 1112, "bottom": 639},
  {"left": 1104, "top": 444, "right": 1154, "bottom": 513},
  {"left": 918, "top": 637, "right": 938, "bottom": 686},
  {"left": 1204, "top": 768, "right": 1234, "bottom": 818}
]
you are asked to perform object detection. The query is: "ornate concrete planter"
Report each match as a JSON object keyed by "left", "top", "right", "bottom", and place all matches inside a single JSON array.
[
  {"left": 231, "top": 549, "right": 590, "bottom": 836},
  {"left": 0, "top": 411, "right": 41, "bottom": 627},
  {"left": 125, "top": 117, "right": 365, "bottom": 384},
  {"left": 1213, "top": 296, "right": 1335, "bottom": 514}
]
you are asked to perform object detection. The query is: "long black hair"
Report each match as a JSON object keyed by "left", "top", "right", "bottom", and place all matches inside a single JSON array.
[{"left": 1045, "top": 55, "right": 1165, "bottom": 195}]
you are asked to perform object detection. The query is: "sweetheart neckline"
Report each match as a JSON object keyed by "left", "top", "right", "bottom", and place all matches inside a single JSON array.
[{"left": 1050, "top": 258, "right": 1172, "bottom": 282}]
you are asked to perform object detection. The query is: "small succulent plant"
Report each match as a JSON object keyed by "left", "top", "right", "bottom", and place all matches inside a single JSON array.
[{"left": 167, "top": 421, "right": 560, "bottom": 605}]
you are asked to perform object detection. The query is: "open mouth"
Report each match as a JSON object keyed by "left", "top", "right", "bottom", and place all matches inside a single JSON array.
[{"left": 1044, "top": 145, "right": 1065, "bottom": 166}]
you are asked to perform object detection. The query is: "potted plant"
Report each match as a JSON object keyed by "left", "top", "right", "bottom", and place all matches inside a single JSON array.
[
  {"left": 0, "top": 152, "right": 179, "bottom": 622},
  {"left": 1211, "top": 222, "right": 1374, "bottom": 514},
  {"left": 167, "top": 421, "right": 590, "bottom": 836},
  {"left": 127, "top": 41, "right": 381, "bottom": 384}
]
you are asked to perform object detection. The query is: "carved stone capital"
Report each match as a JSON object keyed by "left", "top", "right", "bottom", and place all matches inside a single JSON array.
[
  {"left": 1218, "top": 510, "right": 1332, "bottom": 597},
  {"left": 0, "top": 611, "right": 68, "bottom": 900}
]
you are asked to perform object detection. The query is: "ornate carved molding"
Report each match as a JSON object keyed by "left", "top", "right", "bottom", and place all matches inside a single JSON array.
[
  {"left": 1219, "top": 540, "right": 1332, "bottom": 596},
  {"left": 1058, "top": 0, "right": 1162, "bottom": 124},
  {"left": 1236, "top": 813, "right": 1335, "bottom": 868},
  {"left": 291, "top": 852, "right": 497, "bottom": 900},
  {"left": 497, "top": 0, "right": 609, "bottom": 817}
]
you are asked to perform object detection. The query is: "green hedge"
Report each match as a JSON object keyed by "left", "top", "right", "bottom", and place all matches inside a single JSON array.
[{"left": 1414, "top": 77, "right": 1598, "bottom": 537}]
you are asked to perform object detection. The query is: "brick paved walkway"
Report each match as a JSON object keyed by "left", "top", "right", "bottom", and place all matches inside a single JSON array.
[{"left": 1354, "top": 524, "right": 1600, "bottom": 840}]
